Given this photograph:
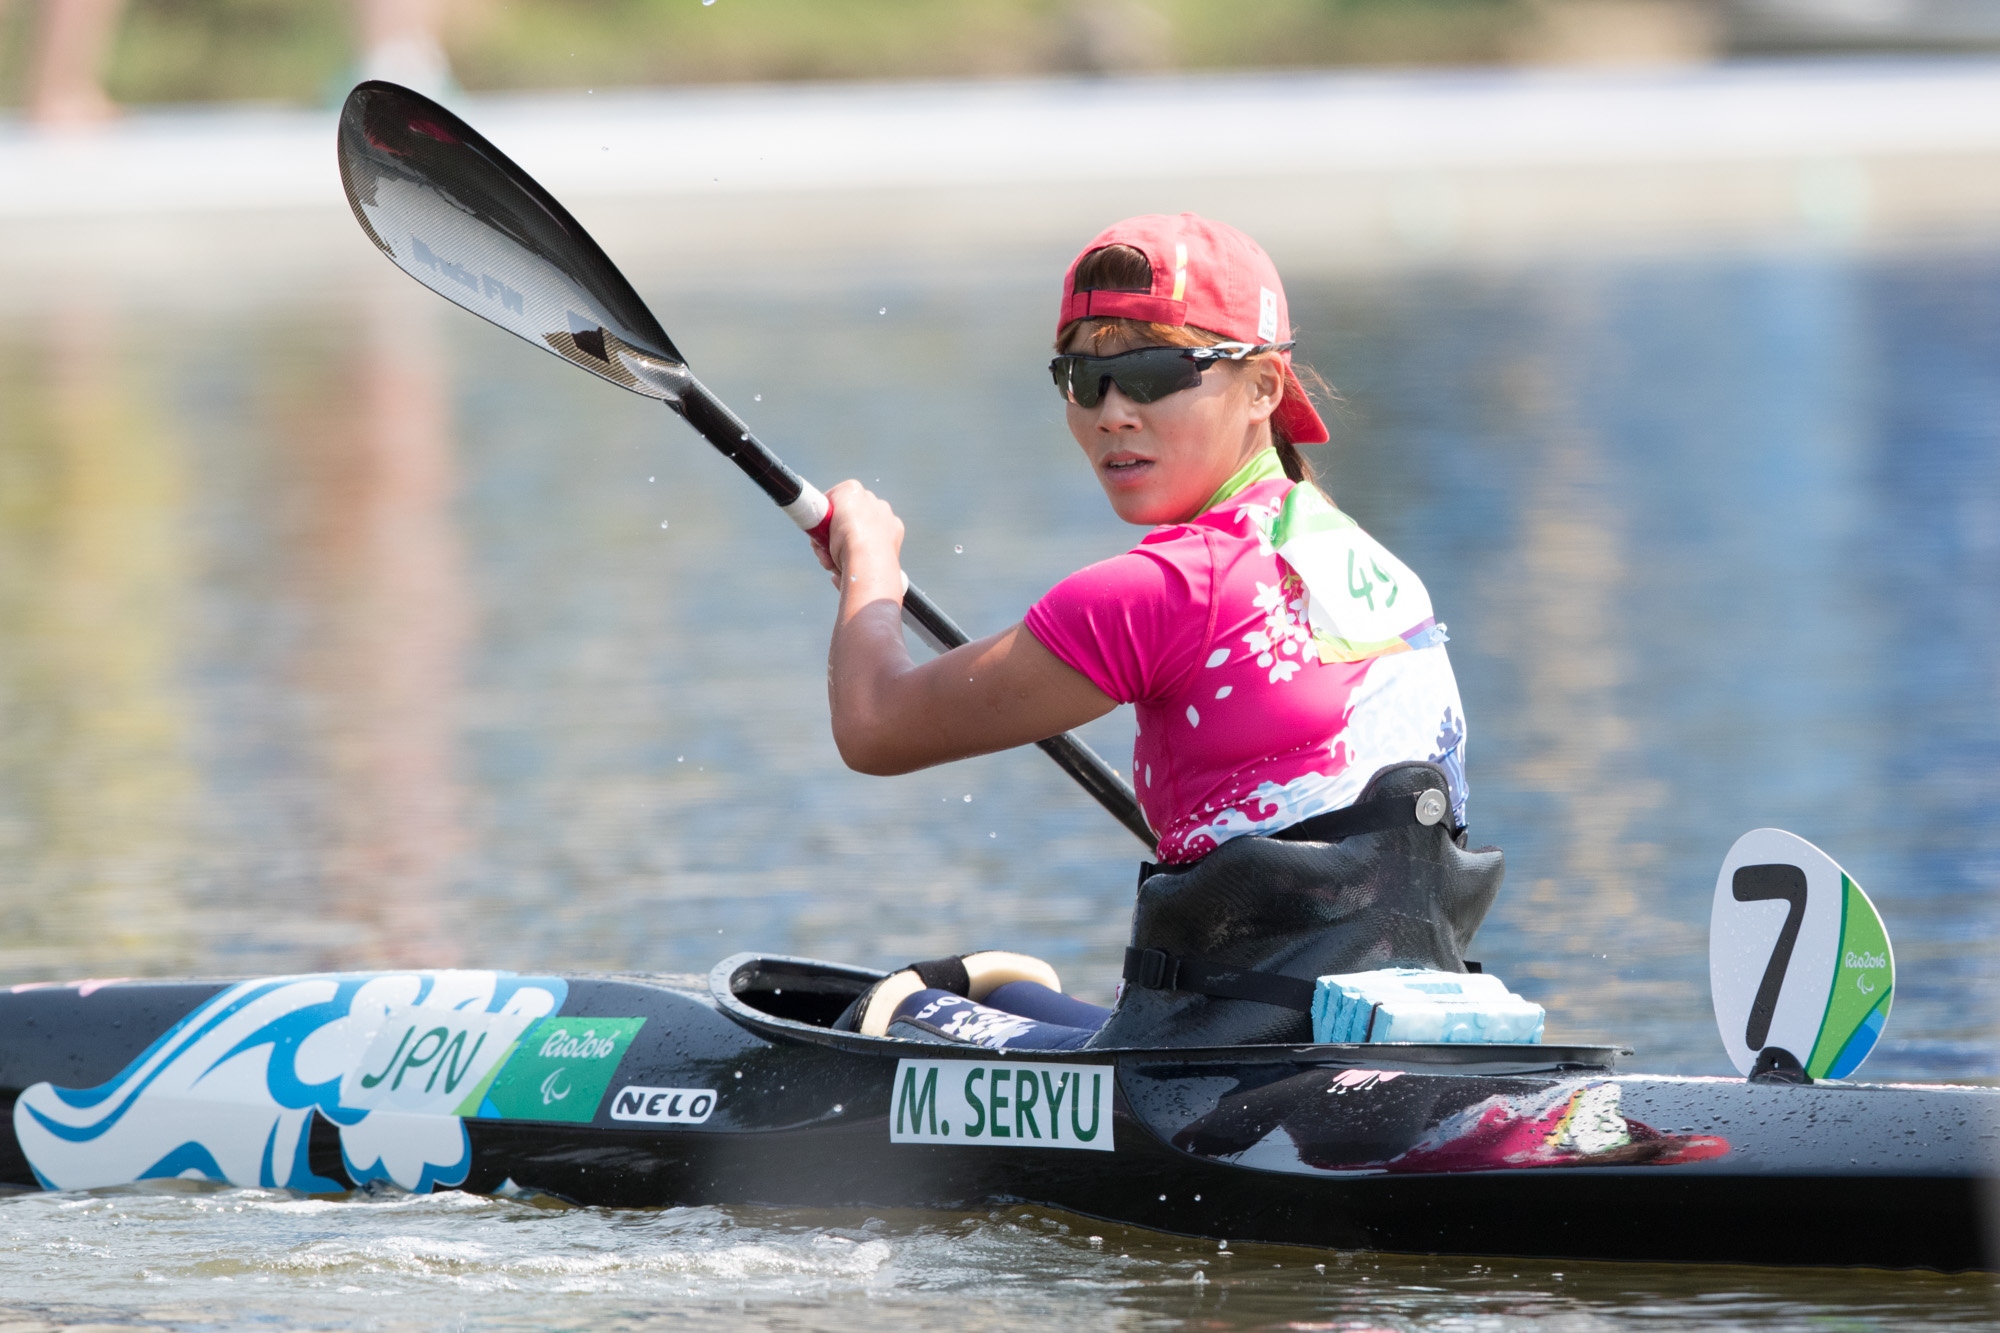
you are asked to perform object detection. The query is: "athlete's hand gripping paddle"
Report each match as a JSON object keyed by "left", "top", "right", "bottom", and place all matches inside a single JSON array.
[
  {"left": 335, "top": 80, "right": 1152, "bottom": 849},
  {"left": 1710, "top": 828, "right": 1894, "bottom": 1082}
]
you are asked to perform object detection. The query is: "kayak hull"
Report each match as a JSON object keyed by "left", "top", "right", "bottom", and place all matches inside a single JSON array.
[
  {"left": 441, "top": 1115, "right": 1992, "bottom": 1271},
  {"left": 0, "top": 959, "right": 1991, "bottom": 1271}
]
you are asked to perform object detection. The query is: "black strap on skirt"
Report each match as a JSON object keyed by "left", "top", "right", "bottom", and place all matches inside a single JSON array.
[
  {"left": 1121, "top": 787, "right": 1454, "bottom": 1013},
  {"left": 1123, "top": 946, "right": 1317, "bottom": 1013},
  {"left": 1135, "top": 787, "right": 1450, "bottom": 884},
  {"left": 1271, "top": 790, "right": 1435, "bottom": 844}
]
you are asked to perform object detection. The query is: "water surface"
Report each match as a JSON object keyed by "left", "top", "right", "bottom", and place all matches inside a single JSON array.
[{"left": 1, "top": 223, "right": 1996, "bottom": 1326}]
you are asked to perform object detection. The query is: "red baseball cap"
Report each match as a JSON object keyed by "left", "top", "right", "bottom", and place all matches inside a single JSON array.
[{"left": 1057, "top": 213, "right": 1328, "bottom": 446}]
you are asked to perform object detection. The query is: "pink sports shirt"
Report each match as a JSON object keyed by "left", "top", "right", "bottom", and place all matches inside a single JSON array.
[{"left": 1024, "top": 452, "right": 1468, "bottom": 864}]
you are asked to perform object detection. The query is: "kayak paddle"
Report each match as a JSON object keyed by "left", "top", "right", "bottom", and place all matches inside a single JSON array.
[
  {"left": 334, "top": 80, "right": 1153, "bottom": 849},
  {"left": 1711, "top": 828, "right": 1893, "bottom": 1082}
]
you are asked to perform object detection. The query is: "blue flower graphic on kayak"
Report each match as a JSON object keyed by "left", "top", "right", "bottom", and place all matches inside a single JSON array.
[{"left": 13, "top": 971, "right": 564, "bottom": 1194}]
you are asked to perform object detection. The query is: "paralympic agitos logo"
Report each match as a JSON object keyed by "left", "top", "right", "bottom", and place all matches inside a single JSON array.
[{"left": 475, "top": 1017, "right": 647, "bottom": 1126}]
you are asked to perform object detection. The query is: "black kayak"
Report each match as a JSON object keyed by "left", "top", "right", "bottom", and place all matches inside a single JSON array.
[{"left": 1, "top": 955, "right": 1992, "bottom": 1272}]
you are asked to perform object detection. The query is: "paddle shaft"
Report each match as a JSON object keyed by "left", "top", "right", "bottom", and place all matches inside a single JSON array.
[{"left": 673, "top": 377, "right": 1156, "bottom": 850}]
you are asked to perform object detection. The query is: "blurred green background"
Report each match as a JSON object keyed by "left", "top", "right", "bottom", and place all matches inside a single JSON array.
[
  {"left": 0, "top": 0, "right": 1543, "bottom": 108},
  {"left": 69, "top": 0, "right": 2000, "bottom": 112},
  {"left": 8, "top": 0, "right": 1999, "bottom": 113}
]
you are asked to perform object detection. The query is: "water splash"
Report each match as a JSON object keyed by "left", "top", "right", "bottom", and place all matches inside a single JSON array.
[{"left": 0, "top": 1176, "right": 1980, "bottom": 1329}]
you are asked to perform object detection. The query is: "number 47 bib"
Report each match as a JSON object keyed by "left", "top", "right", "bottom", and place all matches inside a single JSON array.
[{"left": 1271, "top": 483, "right": 1441, "bottom": 664}]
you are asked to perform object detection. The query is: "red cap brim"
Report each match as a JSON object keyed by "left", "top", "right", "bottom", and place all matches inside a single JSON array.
[{"left": 1276, "top": 363, "right": 1329, "bottom": 445}]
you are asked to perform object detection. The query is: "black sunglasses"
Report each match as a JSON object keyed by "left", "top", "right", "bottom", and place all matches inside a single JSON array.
[{"left": 1049, "top": 341, "right": 1293, "bottom": 409}]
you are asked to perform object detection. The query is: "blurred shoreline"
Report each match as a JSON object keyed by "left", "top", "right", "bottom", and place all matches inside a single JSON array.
[{"left": 2, "top": 56, "right": 1998, "bottom": 305}]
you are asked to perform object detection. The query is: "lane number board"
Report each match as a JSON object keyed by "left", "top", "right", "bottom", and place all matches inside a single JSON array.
[{"left": 1711, "top": 828, "right": 1893, "bottom": 1080}]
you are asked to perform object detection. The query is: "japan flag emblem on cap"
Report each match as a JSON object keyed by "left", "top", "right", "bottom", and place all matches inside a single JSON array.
[{"left": 1258, "top": 287, "right": 1279, "bottom": 342}]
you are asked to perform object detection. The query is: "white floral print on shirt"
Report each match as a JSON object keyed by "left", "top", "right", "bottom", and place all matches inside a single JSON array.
[
  {"left": 1181, "top": 645, "right": 1470, "bottom": 856},
  {"left": 1233, "top": 497, "right": 1281, "bottom": 555},
  {"left": 1243, "top": 576, "right": 1314, "bottom": 684}
]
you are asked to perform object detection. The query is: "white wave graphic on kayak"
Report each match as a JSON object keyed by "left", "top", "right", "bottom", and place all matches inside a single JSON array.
[{"left": 14, "top": 971, "right": 564, "bottom": 1194}]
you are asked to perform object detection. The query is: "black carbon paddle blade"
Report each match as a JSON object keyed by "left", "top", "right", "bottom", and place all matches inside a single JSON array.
[{"left": 337, "top": 80, "right": 688, "bottom": 399}]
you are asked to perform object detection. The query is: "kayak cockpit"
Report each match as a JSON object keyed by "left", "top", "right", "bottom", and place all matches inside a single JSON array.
[
  {"left": 711, "top": 953, "right": 888, "bottom": 1047},
  {"left": 709, "top": 952, "right": 1628, "bottom": 1073}
]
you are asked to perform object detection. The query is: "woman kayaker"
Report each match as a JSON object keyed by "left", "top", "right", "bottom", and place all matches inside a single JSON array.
[{"left": 818, "top": 214, "right": 1500, "bottom": 1049}]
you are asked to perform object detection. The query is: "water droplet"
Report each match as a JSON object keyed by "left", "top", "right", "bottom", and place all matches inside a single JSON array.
[
  {"left": 963, "top": 794, "right": 972, "bottom": 802},
  {"left": 703, "top": 0, "right": 716, "bottom": 6},
  {"left": 754, "top": 394, "right": 762, "bottom": 401},
  {"left": 733, "top": 1070, "right": 742, "bottom": 1078},
  {"left": 954, "top": 544, "right": 964, "bottom": 553},
  {"left": 648, "top": 476, "right": 655, "bottom": 482},
  {"left": 1158, "top": 1194, "right": 1167, "bottom": 1202},
  {"left": 677, "top": 756, "right": 684, "bottom": 762},
  {"left": 660, "top": 520, "right": 670, "bottom": 529},
  {"left": 832, "top": 1104, "right": 843, "bottom": 1113},
  {"left": 739, "top": 432, "right": 750, "bottom": 441},
  {"left": 989, "top": 832, "right": 996, "bottom": 838},
  {"left": 878, "top": 307, "right": 887, "bottom": 315}
]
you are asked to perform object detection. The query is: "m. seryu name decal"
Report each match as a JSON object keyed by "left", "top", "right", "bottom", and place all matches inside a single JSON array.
[{"left": 888, "top": 1059, "right": 1113, "bottom": 1151}]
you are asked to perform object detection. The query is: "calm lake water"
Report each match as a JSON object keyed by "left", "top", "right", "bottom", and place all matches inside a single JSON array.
[{"left": 1, "top": 214, "right": 1997, "bottom": 1326}]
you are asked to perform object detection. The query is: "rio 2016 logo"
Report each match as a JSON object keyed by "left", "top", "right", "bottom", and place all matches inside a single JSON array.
[{"left": 475, "top": 1018, "right": 647, "bottom": 1125}]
